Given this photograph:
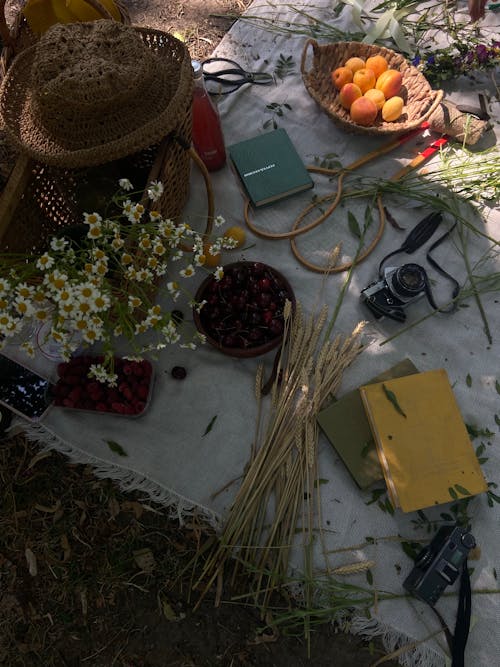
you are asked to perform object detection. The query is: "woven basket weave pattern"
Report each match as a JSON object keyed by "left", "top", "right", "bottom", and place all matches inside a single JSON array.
[
  {"left": 0, "top": 27, "right": 194, "bottom": 253},
  {"left": 302, "top": 40, "right": 443, "bottom": 136}
]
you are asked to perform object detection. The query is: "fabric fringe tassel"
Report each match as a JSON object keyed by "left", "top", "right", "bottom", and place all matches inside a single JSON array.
[
  {"left": 349, "top": 614, "right": 446, "bottom": 667},
  {"left": 18, "top": 421, "right": 222, "bottom": 530}
]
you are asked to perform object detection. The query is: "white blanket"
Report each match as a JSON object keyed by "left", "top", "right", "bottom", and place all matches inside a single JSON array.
[{"left": 16, "top": 2, "right": 500, "bottom": 665}]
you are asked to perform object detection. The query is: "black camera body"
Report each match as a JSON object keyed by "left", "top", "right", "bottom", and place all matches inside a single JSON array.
[
  {"left": 403, "top": 524, "right": 476, "bottom": 606},
  {"left": 361, "top": 263, "right": 429, "bottom": 322}
]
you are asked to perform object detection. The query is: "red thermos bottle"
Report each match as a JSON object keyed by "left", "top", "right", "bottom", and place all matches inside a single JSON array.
[{"left": 191, "top": 60, "right": 226, "bottom": 171}]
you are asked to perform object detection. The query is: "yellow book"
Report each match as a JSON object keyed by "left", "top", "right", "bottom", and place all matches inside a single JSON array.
[{"left": 359, "top": 369, "right": 487, "bottom": 513}]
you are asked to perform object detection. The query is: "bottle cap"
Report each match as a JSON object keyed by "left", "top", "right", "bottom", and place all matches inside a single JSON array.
[{"left": 191, "top": 60, "right": 202, "bottom": 78}]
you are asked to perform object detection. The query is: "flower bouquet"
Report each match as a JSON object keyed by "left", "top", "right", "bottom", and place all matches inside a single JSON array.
[{"left": 0, "top": 178, "right": 237, "bottom": 385}]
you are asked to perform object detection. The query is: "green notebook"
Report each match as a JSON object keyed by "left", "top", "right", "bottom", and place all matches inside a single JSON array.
[
  {"left": 228, "top": 128, "right": 313, "bottom": 207},
  {"left": 317, "top": 359, "right": 419, "bottom": 490}
]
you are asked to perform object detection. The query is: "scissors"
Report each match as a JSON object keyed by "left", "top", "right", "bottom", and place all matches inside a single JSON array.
[{"left": 201, "top": 57, "right": 275, "bottom": 95}]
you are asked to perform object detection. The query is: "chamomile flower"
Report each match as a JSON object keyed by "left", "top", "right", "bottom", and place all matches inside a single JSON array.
[
  {"left": 214, "top": 266, "right": 224, "bottom": 281},
  {"left": 162, "top": 321, "right": 181, "bottom": 344},
  {"left": 21, "top": 340, "right": 36, "bottom": 358},
  {"left": 128, "top": 296, "right": 142, "bottom": 312},
  {"left": 83, "top": 212, "right": 102, "bottom": 226},
  {"left": 13, "top": 295, "right": 35, "bottom": 317},
  {"left": 111, "top": 236, "right": 125, "bottom": 250},
  {"left": 15, "top": 282, "right": 36, "bottom": 299},
  {"left": 191, "top": 299, "right": 207, "bottom": 313},
  {"left": 0, "top": 278, "right": 11, "bottom": 296},
  {"left": 50, "top": 236, "right": 68, "bottom": 251},
  {"left": 180, "top": 342, "right": 197, "bottom": 350},
  {"left": 75, "top": 283, "right": 99, "bottom": 302},
  {"left": 149, "top": 210, "right": 161, "bottom": 222},
  {"left": 135, "top": 268, "right": 154, "bottom": 283},
  {"left": 167, "top": 281, "right": 180, "bottom": 301},
  {"left": 119, "top": 178, "right": 133, "bottom": 191},
  {"left": 214, "top": 215, "right": 226, "bottom": 228},
  {"left": 147, "top": 180, "right": 164, "bottom": 202},
  {"left": 36, "top": 253, "right": 55, "bottom": 271},
  {"left": 88, "top": 364, "right": 118, "bottom": 387},
  {"left": 122, "top": 199, "right": 134, "bottom": 215},
  {"left": 180, "top": 264, "right": 195, "bottom": 278},
  {"left": 126, "top": 266, "right": 138, "bottom": 280},
  {"left": 171, "top": 250, "right": 184, "bottom": 261}
]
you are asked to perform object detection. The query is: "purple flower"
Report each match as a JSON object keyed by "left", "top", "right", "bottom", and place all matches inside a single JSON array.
[
  {"left": 412, "top": 55, "right": 421, "bottom": 66},
  {"left": 426, "top": 55, "right": 435, "bottom": 65},
  {"left": 476, "top": 44, "right": 488, "bottom": 63}
]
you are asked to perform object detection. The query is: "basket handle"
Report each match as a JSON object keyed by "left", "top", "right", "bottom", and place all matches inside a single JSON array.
[
  {"left": 300, "top": 38, "right": 319, "bottom": 77},
  {"left": 0, "top": 0, "right": 11, "bottom": 47},
  {"left": 140, "top": 134, "right": 214, "bottom": 240},
  {"left": 0, "top": 0, "right": 117, "bottom": 47},
  {"left": 403, "top": 88, "right": 444, "bottom": 132}
]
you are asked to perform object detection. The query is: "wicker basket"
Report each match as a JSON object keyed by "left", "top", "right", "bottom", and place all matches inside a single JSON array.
[
  {"left": 301, "top": 39, "right": 444, "bottom": 137},
  {"left": 0, "top": 0, "right": 131, "bottom": 80},
  {"left": 0, "top": 26, "right": 214, "bottom": 253}
]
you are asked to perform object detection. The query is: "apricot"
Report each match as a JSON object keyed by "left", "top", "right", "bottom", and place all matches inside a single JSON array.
[
  {"left": 344, "top": 56, "right": 365, "bottom": 74},
  {"left": 353, "top": 68, "right": 376, "bottom": 94},
  {"left": 382, "top": 96, "right": 404, "bottom": 122},
  {"left": 202, "top": 243, "right": 222, "bottom": 267},
  {"left": 363, "top": 88, "right": 385, "bottom": 110},
  {"left": 331, "top": 66, "right": 353, "bottom": 90},
  {"left": 349, "top": 96, "right": 378, "bottom": 126},
  {"left": 338, "top": 82, "right": 362, "bottom": 110},
  {"left": 376, "top": 69, "right": 403, "bottom": 99},
  {"left": 365, "top": 54, "right": 389, "bottom": 79}
]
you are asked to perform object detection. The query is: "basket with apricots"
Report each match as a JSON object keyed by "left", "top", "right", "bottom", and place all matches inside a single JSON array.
[{"left": 301, "top": 40, "right": 443, "bottom": 136}]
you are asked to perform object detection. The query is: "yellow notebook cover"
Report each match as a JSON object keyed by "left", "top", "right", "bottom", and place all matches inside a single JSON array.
[{"left": 359, "top": 369, "right": 488, "bottom": 513}]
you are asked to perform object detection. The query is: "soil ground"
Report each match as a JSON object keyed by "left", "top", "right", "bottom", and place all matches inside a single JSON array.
[{"left": 1, "top": 2, "right": 400, "bottom": 666}]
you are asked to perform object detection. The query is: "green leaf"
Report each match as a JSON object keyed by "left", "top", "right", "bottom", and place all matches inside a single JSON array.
[
  {"left": 466, "top": 373, "right": 472, "bottom": 387},
  {"left": 366, "top": 569, "right": 373, "bottom": 585},
  {"left": 448, "top": 486, "right": 458, "bottom": 500},
  {"left": 401, "top": 541, "right": 420, "bottom": 560},
  {"left": 385, "top": 498, "right": 394, "bottom": 515},
  {"left": 202, "top": 415, "right": 217, "bottom": 437},
  {"left": 105, "top": 440, "right": 128, "bottom": 457},
  {"left": 495, "top": 380, "right": 500, "bottom": 395},
  {"left": 365, "top": 487, "right": 386, "bottom": 505},
  {"left": 314, "top": 478, "right": 329, "bottom": 487},
  {"left": 495, "top": 414, "right": 500, "bottom": 429},
  {"left": 361, "top": 441, "right": 372, "bottom": 458},
  {"left": 382, "top": 383, "right": 407, "bottom": 418},
  {"left": 348, "top": 211, "right": 361, "bottom": 239},
  {"left": 494, "top": 568, "right": 497, "bottom": 580},
  {"left": 454, "top": 484, "right": 471, "bottom": 496}
]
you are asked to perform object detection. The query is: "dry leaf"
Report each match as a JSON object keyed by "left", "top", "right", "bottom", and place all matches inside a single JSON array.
[
  {"left": 27, "top": 451, "right": 52, "bottom": 469},
  {"left": 34, "top": 501, "right": 60, "bottom": 514},
  {"left": 25, "top": 548, "right": 37, "bottom": 577},
  {"left": 80, "top": 589, "right": 88, "bottom": 617},
  {"left": 108, "top": 497, "right": 120, "bottom": 520},
  {"left": 121, "top": 500, "right": 144, "bottom": 519},
  {"left": 61, "top": 534, "right": 71, "bottom": 562},
  {"left": 158, "top": 593, "right": 185, "bottom": 621},
  {"left": 133, "top": 548, "right": 156, "bottom": 574}
]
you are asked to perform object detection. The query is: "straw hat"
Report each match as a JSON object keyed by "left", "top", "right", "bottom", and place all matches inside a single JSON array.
[{"left": 0, "top": 20, "right": 192, "bottom": 168}]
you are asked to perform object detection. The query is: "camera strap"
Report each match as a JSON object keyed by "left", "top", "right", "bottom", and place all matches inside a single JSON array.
[
  {"left": 378, "top": 211, "right": 460, "bottom": 312},
  {"left": 430, "top": 560, "right": 472, "bottom": 666}
]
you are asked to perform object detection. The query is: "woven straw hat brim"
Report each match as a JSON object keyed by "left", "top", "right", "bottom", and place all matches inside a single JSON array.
[{"left": 0, "top": 26, "right": 193, "bottom": 168}]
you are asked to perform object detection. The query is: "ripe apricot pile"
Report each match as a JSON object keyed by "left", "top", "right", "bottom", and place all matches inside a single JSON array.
[{"left": 331, "top": 54, "right": 404, "bottom": 127}]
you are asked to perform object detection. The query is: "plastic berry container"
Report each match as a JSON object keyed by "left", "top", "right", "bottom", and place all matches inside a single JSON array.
[{"left": 52, "top": 355, "right": 154, "bottom": 418}]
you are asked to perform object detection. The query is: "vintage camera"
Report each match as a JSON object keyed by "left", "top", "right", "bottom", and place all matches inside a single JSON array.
[
  {"left": 360, "top": 263, "right": 432, "bottom": 322},
  {"left": 403, "top": 524, "right": 476, "bottom": 606}
]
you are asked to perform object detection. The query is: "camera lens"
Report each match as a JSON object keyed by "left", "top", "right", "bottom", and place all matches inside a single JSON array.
[{"left": 391, "top": 263, "right": 426, "bottom": 298}]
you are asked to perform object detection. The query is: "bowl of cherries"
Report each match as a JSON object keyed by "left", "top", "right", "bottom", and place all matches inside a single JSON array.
[{"left": 193, "top": 261, "right": 295, "bottom": 358}]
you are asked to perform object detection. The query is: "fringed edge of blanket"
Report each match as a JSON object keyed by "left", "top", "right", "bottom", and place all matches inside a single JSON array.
[
  {"left": 16, "top": 421, "right": 223, "bottom": 530},
  {"left": 348, "top": 614, "right": 447, "bottom": 667}
]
